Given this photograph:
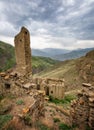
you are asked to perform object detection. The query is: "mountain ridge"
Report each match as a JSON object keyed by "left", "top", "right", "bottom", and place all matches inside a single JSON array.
[{"left": 52, "top": 47, "right": 94, "bottom": 61}]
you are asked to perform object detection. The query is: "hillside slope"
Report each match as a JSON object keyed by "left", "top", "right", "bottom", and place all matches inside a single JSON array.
[
  {"left": 0, "top": 41, "right": 58, "bottom": 73},
  {"left": 35, "top": 50, "right": 94, "bottom": 90},
  {"left": 77, "top": 50, "right": 94, "bottom": 85},
  {"left": 0, "top": 41, "right": 15, "bottom": 71}
]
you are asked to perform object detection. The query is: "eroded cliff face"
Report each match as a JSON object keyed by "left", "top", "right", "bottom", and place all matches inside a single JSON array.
[{"left": 77, "top": 50, "right": 94, "bottom": 85}]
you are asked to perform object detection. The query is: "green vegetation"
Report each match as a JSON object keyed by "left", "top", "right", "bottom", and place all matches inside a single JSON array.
[
  {"left": 23, "top": 114, "right": 32, "bottom": 126},
  {"left": 86, "top": 125, "right": 91, "bottom": 130},
  {"left": 32, "top": 56, "right": 58, "bottom": 74},
  {"left": 0, "top": 41, "right": 15, "bottom": 71},
  {"left": 0, "top": 114, "right": 13, "bottom": 129},
  {"left": 59, "top": 123, "right": 75, "bottom": 130},
  {"left": 16, "top": 100, "right": 24, "bottom": 105},
  {"left": 36, "top": 122, "right": 51, "bottom": 130},
  {"left": 49, "top": 94, "right": 76, "bottom": 105},
  {"left": 0, "top": 94, "right": 4, "bottom": 101}
]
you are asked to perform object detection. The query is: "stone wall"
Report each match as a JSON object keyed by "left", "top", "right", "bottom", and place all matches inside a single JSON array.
[
  {"left": 14, "top": 27, "right": 32, "bottom": 75},
  {"left": 33, "top": 78, "right": 65, "bottom": 99},
  {"left": 70, "top": 83, "right": 94, "bottom": 129}
]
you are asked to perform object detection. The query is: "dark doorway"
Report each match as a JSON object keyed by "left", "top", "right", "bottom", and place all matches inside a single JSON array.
[
  {"left": 46, "top": 86, "right": 49, "bottom": 95},
  {"left": 5, "top": 83, "right": 10, "bottom": 89},
  {"left": 37, "top": 84, "right": 40, "bottom": 90}
]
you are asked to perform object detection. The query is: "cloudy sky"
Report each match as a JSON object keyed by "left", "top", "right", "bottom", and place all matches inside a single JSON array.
[{"left": 0, "top": 0, "right": 94, "bottom": 50}]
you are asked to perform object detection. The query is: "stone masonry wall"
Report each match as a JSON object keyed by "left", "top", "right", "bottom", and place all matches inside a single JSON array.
[
  {"left": 14, "top": 27, "right": 32, "bottom": 75},
  {"left": 70, "top": 83, "right": 94, "bottom": 130},
  {"left": 33, "top": 78, "right": 65, "bottom": 99}
]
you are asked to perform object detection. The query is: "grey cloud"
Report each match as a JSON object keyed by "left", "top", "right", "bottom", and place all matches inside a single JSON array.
[{"left": 0, "top": 0, "right": 94, "bottom": 48}]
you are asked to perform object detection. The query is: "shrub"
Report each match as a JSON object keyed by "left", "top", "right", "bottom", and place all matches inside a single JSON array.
[
  {"left": 59, "top": 123, "right": 77, "bottom": 130},
  {"left": 49, "top": 94, "right": 76, "bottom": 105},
  {"left": 16, "top": 100, "right": 24, "bottom": 105},
  {"left": 0, "top": 114, "right": 13, "bottom": 129},
  {"left": 86, "top": 125, "right": 91, "bottom": 130},
  {"left": 36, "top": 121, "right": 51, "bottom": 130},
  {"left": 0, "top": 94, "right": 4, "bottom": 101},
  {"left": 59, "top": 123, "right": 72, "bottom": 130},
  {"left": 23, "top": 114, "right": 32, "bottom": 126}
]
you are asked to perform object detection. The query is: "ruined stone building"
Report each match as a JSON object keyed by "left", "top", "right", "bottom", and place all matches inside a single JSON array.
[
  {"left": 14, "top": 27, "right": 32, "bottom": 75},
  {"left": 14, "top": 26, "right": 65, "bottom": 99},
  {"left": 33, "top": 78, "right": 65, "bottom": 99}
]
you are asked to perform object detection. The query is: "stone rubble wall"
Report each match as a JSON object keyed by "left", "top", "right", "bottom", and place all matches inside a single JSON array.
[
  {"left": 70, "top": 83, "right": 94, "bottom": 129},
  {"left": 22, "top": 90, "right": 45, "bottom": 122},
  {"left": 0, "top": 71, "right": 45, "bottom": 121}
]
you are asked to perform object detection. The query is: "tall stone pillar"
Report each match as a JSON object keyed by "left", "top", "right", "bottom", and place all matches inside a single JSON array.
[{"left": 14, "top": 27, "right": 32, "bottom": 75}]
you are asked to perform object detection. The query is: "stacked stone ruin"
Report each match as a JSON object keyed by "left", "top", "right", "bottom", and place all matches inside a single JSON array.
[
  {"left": 33, "top": 77, "right": 65, "bottom": 99},
  {"left": 0, "top": 27, "right": 45, "bottom": 122},
  {"left": 0, "top": 26, "right": 65, "bottom": 125},
  {"left": 70, "top": 83, "right": 94, "bottom": 129},
  {"left": 0, "top": 71, "right": 45, "bottom": 121}
]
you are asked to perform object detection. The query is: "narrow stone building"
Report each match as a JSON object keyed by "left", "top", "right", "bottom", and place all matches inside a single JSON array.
[{"left": 14, "top": 27, "right": 32, "bottom": 75}]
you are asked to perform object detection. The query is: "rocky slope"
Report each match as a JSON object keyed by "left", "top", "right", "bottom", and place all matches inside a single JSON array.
[{"left": 77, "top": 50, "right": 94, "bottom": 85}]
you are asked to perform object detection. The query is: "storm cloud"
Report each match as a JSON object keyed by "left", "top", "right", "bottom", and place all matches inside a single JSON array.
[{"left": 0, "top": 0, "right": 94, "bottom": 49}]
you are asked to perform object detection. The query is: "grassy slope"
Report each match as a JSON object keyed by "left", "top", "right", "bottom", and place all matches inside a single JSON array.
[
  {"left": 0, "top": 41, "right": 58, "bottom": 73},
  {"left": 35, "top": 59, "right": 83, "bottom": 91},
  {"left": 0, "top": 41, "right": 15, "bottom": 71},
  {"left": 32, "top": 56, "right": 58, "bottom": 73}
]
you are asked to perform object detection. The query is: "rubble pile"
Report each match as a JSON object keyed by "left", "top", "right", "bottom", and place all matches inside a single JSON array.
[
  {"left": 0, "top": 70, "right": 36, "bottom": 96},
  {"left": 0, "top": 70, "right": 45, "bottom": 122}
]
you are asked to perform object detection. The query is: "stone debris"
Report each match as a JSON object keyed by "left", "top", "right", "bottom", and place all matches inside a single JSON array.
[
  {"left": 70, "top": 83, "right": 94, "bottom": 129},
  {"left": 4, "top": 75, "right": 10, "bottom": 80},
  {"left": 0, "top": 72, "right": 6, "bottom": 77},
  {"left": 82, "top": 83, "right": 92, "bottom": 87},
  {"left": 23, "top": 83, "right": 33, "bottom": 89}
]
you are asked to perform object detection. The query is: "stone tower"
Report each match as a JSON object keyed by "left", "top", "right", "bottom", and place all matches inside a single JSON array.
[{"left": 14, "top": 27, "right": 32, "bottom": 75}]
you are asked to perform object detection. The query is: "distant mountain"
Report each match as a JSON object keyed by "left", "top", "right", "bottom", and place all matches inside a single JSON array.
[
  {"left": 32, "top": 48, "right": 70, "bottom": 57},
  {"left": 53, "top": 48, "right": 94, "bottom": 61},
  {"left": 32, "top": 49, "right": 49, "bottom": 57},
  {"left": 42, "top": 48, "right": 70, "bottom": 56}
]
